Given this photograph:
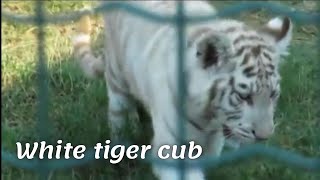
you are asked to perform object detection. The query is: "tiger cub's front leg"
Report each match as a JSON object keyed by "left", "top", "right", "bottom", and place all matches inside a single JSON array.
[
  {"left": 150, "top": 106, "right": 205, "bottom": 180},
  {"left": 105, "top": 72, "right": 139, "bottom": 140},
  {"left": 205, "top": 130, "right": 225, "bottom": 156}
]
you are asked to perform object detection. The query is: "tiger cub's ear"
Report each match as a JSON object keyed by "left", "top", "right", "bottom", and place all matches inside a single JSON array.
[
  {"left": 260, "top": 16, "right": 293, "bottom": 56},
  {"left": 195, "top": 31, "right": 232, "bottom": 69}
]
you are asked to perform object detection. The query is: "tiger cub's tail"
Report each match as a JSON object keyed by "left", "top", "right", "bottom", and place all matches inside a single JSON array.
[{"left": 71, "top": 14, "right": 104, "bottom": 78}]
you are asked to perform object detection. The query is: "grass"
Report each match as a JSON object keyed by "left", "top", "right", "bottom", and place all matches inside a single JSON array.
[{"left": 1, "top": 1, "right": 319, "bottom": 180}]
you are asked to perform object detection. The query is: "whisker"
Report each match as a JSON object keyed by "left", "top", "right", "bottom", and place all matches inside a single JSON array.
[
  {"left": 238, "top": 127, "right": 251, "bottom": 134},
  {"left": 225, "top": 133, "right": 234, "bottom": 139},
  {"left": 237, "top": 131, "right": 253, "bottom": 139}
]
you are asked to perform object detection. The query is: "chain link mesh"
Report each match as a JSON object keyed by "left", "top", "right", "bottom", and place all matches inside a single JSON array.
[{"left": 2, "top": 1, "right": 320, "bottom": 179}]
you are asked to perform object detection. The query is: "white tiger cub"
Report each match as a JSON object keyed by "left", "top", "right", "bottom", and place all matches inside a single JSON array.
[{"left": 71, "top": 1, "right": 292, "bottom": 180}]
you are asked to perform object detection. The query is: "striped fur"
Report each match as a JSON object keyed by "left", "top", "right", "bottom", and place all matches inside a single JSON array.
[{"left": 71, "top": 1, "right": 292, "bottom": 180}]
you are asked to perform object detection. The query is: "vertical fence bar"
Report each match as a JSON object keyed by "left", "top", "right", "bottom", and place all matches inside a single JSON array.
[
  {"left": 35, "top": 0, "right": 50, "bottom": 179},
  {"left": 316, "top": 1, "right": 320, "bottom": 131},
  {"left": 176, "top": 1, "right": 187, "bottom": 180}
]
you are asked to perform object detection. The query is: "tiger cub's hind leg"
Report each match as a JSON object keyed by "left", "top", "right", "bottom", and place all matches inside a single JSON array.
[{"left": 105, "top": 73, "right": 140, "bottom": 140}]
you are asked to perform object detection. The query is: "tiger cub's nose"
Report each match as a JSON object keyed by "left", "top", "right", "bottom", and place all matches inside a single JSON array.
[{"left": 251, "top": 124, "right": 274, "bottom": 141}]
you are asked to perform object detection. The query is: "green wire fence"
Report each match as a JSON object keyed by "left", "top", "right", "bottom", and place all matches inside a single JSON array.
[{"left": 2, "top": 1, "right": 320, "bottom": 179}]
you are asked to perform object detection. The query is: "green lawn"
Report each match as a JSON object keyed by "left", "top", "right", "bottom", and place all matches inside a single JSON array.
[{"left": 1, "top": 1, "right": 319, "bottom": 180}]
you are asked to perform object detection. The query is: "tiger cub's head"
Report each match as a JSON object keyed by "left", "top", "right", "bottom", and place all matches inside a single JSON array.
[{"left": 187, "top": 17, "right": 293, "bottom": 146}]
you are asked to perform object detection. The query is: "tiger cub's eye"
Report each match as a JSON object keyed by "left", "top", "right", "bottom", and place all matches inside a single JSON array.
[{"left": 239, "top": 93, "right": 252, "bottom": 102}]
